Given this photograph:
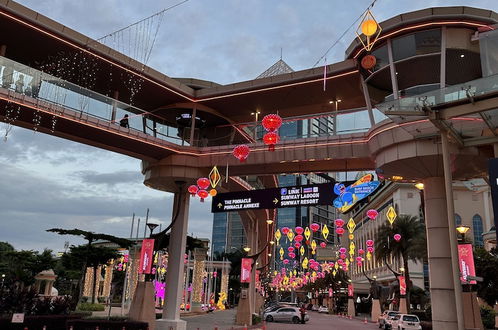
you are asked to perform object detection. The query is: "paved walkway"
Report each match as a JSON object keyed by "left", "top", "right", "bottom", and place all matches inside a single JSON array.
[{"left": 182, "top": 309, "right": 379, "bottom": 330}]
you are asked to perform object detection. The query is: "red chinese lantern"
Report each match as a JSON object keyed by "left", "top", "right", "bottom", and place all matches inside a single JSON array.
[
  {"left": 294, "top": 242, "right": 301, "bottom": 248},
  {"left": 320, "top": 242, "right": 326, "bottom": 248},
  {"left": 361, "top": 55, "right": 377, "bottom": 70},
  {"left": 339, "top": 247, "right": 347, "bottom": 254},
  {"left": 394, "top": 234, "right": 401, "bottom": 242},
  {"left": 288, "top": 252, "right": 296, "bottom": 259},
  {"left": 310, "top": 223, "right": 320, "bottom": 232},
  {"left": 262, "top": 114, "right": 283, "bottom": 132},
  {"left": 283, "top": 259, "right": 289, "bottom": 265},
  {"left": 294, "top": 234, "right": 304, "bottom": 242},
  {"left": 263, "top": 132, "right": 280, "bottom": 151},
  {"left": 281, "top": 227, "right": 290, "bottom": 235},
  {"left": 366, "top": 209, "right": 378, "bottom": 220},
  {"left": 340, "top": 253, "right": 347, "bottom": 260},
  {"left": 367, "top": 246, "right": 374, "bottom": 253},
  {"left": 295, "top": 226, "right": 304, "bottom": 235},
  {"left": 356, "top": 256, "right": 363, "bottom": 262},
  {"left": 197, "top": 189, "right": 209, "bottom": 202},
  {"left": 197, "top": 177, "right": 210, "bottom": 190},
  {"left": 358, "top": 249, "right": 365, "bottom": 255},
  {"left": 335, "top": 219, "right": 345, "bottom": 227},
  {"left": 366, "top": 239, "right": 374, "bottom": 247},
  {"left": 336, "top": 227, "right": 345, "bottom": 236},
  {"left": 288, "top": 247, "right": 295, "bottom": 253},
  {"left": 233, "top": 144, "right": 250, "bottom": 162},
  {"left": 188, "top": 185, "right": 198, "bottom": 196}
]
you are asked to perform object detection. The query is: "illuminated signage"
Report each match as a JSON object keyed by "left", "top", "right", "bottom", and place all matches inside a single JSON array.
[
  {"left": 138, "top": 239, "right": 155, "bottom": 274},
  {"left": 333, "top": 174, "right": 381, "bottom": 213},
  {"left": 458, "top": 244, "right": 477, "bottom": 284},
  {"left": 399, "top": 276, "right": 406, "bottom": 295},
  {"left": 241, "top": 258, "right": 252, "bottom": 283},
  {"left": 212, "top": 182, "right": 344, "bottom": 213}
]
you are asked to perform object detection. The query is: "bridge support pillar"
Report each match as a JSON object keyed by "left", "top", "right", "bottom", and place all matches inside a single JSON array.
[
  {"left": 157, "top": 190, "right": 190, "bottom": 330},
  {"left": 191, "top": 247, "right": 207, "bottom": 312},
  {"left": 422, "top": 177, "right": 460, "bottom": 330}
]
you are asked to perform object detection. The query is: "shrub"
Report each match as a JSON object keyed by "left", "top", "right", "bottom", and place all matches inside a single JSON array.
[
  {"left": 480, "top": 305, "right": 496, "bottom": 329},
  {"left": 252, "top": 313, "right": 261, "bottom": 325},
  {"left": 420, "top": 321, "right": 432, "bottom": 330},
  {"left": 0, "top": 314, "right": 82, "bottom": 330},
  {"left": 77, "top": 303, "right": 105, "bottom": 311},
  {"left": 66, "top": 319, "right": 148, "bottom": 330}
]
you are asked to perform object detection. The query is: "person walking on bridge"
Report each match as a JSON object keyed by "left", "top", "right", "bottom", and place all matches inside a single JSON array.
[{"left": 119, "top": 114, "right": 129, "bottom": 128}]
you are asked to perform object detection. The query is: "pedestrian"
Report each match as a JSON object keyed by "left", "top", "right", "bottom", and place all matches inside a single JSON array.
[
  {"left": 119, "top": 114, "right": 129, "bottom": 128},
  {"left": 15, "top": 74, "right": 25, "bottom": 94},
  {"left": 299, "top": 304, "right": 306, "bottom": 324}
]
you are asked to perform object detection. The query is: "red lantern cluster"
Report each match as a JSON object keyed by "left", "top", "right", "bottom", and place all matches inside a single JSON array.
[
  {"left": 187, "top": 177, "right": 215, "bottom": 203},
  {"left": 335, "top": 219, "right": 345, "bottom": 236},
  {"left": 233, "top": 144, "right": 250, "bottom": 162},
  {"left": 262, "top": 114, "right": 282, "bottom": 151},
  {"left": 310, "top": 223, "right": 320, "bottom": 232}
]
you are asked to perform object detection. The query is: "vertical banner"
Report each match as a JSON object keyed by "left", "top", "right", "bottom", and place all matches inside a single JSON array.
[
  {"left": 488, "top": 158, "right": 498, "bottom": 243},
  {"left": 328, "top": 288, "right": 333, "bottom": 297},
  {"left": 399, "top": 276, "right": 406, "bottom": 295},
  {"left": 241, "top": 258, "right": 252, "bottom": 283},
  {"left": 255, "top": 270, "right": 261, "bottom": 289},
  {"left": 348, "top": 284, "right": 354, "bottom": 297},
  {"left": 138, "top": 239, "right": 155, "bottom": 274},
  {"left": 458, "top": 244, "right": 477, "bottom": 284}
]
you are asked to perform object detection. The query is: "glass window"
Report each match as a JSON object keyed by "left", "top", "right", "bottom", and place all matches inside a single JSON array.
[
  {"left": 370, "top": 45, "right": 389, "bottom": 71},
  {"left": 455, "top": 214, "right": 462, "bottom": 226},
  {"left": 392, "top": 29, "right": 441, "bottom": 62},
  {"left": 472, "top": 214, "right": 483, "bottom": 246},
  {"left": 480, "top": 29, "right": 498, "bottom": 76},
  {"left": 402, "top": 315, "right": 419, "bottom": 322}
]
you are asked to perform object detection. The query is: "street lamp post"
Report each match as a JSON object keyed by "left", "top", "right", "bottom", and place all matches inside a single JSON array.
[{"left": 456, "top": 225, "right": 470, "bottom": 243}]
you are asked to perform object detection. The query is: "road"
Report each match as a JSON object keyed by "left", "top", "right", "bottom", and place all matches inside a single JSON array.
[{"left": 183, "top": 309, "right": 379, "bottom": 330}]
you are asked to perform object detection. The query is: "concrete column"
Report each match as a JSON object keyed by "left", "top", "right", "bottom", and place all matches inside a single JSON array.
[
  {"left": 422, "top": 177, "right": 459, "bottom": 330},
  {"left": 191, "top": 248, "right": 207, "bottom": 312},
  {"left": 157, "top": 191, "right": 190, "bottom": 330}
]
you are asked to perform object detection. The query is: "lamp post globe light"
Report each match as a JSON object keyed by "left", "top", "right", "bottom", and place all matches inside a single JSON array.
[{"left": 456, "top": 225, "right": 471, "bottom": 242}]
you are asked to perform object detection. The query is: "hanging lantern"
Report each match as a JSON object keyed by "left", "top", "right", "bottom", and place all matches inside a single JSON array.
[
  {"left": 320, "top": 242, "right": 326, "bottom": 248},
  {"left": 275, "top": 229, "right": 282, "bottom": 245},
  {"left": 294, "top": 234, "right": 304, "bottom": 242},
  {"left": 358, "top": 249, "right": 365, "bottom": 255},
  {"left": 286, "top": 229, "right": 295, "bottom": 242},
  {"left": 288, "top": 247, "right": 295, "bottom": 253},
  {"left": 310, "top": 223, "right": 320, "bottom": 232},
  {"left": 188, "top": 185, "right": 198, "bottom": 196},
  {"left": 263, "top": 132, "right": 280, "bottom": 151},
  {"left": 197, "top": 189, "right": 209, "bottom": 202},
  {"left": 335, "top": 219, "right": 345, "bottom": 227},
  {"left": 300, "top": 246, "right": 305, "bottom": 255},
  {"left": 361, "top": 19, "right": 378, "bottom": 37},
  {"left": 279, "top": 247, "right": 284, "bottom": 260},
  {"left": 339, "top": 247, "right": 347, "bottom": 254},
  {"left": 302, "top": 257, "right": 309, "bottom": 269},
  {"left": 197, "top": 177, "right": 210, "bottom": 190},
  {"left": 209, "top": 166, "right": 221, "bottom": 188},
  {"left": 209, "top": 189, "right": 217, "bottom": 197},
  {"left": 262, "top": 114, "right": 283, "bottom": 132},
  {"left": 294, "top": 242, "right": 301, "bottom": 249},
  {"left": 288, "top": 252, "right": 296, "bottom": 259},
  {"left": 349, "top": 234, "right": 355, "bottom": 240},
  {"left": 361, "top": 55, "right": 377, "bottom": 70},
  {"left": 394, "top": 234, "right": 402, "bottom": 242},
  {"left": 366, "top": 209, "right": 378, "bottom": 220},
  {"left": 366, "top": 239, "right": 374, "bottom": 247},
  {"left": 386, "top": 206, "right": 397, "bottom": 225},
  {"left": 233, "top": 144, "right": 250, "bottom": 162},
  {"left": 347, "top": 218, "right": 356, "bottom": 234},
  {"left": 336, "top": 227, "right": 345, "bottom": 236},
  {"left": 340, "top": 253, "right": 347, "bottom": 260},
  {"left": 304, "top": 227, "right": 311, "bottom": 240},
  {"left": 295, "top": 226, "right": 304, "bottom": 235},
  {"left": 283, "top": 259, "right": 289, "bottom": 265},
  {"left": 322, "top": 225, "right": 329, "bottom": 239},
  {"left": 281, "top": 227, "right": 290, "bottom": 235},
  {"left": 367, "top": 246, "right": 374, "bottom": 253},
  {"left": 356, "top": 256, "right": 363, "bottom": 262}
]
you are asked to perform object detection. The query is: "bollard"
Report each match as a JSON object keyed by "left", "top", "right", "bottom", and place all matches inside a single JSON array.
[
  {"left": 349, "top": 315, "right": 352, "bottom": 320},
  {"left": 243, "top": 324, "right": 247, "bottom": 330},
  {"left": 364, "top": 317, "right": 368, "bottom": 324}
]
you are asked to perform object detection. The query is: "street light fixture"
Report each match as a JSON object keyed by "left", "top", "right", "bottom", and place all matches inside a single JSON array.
[
  {"left": 414, "top": 183, "right": 424, "bottom": 190},
  {"left": 243, "top": 247, "right": 251, "bottom": 252},
  {"left": 266, "top": 219, "right": 274, "bottom": 225},
  {"left": 146, "top": 223, "right": 159, "bottom": 237},
  {"left": 456, "top": 225, "right": 470, "bottom": 242}
]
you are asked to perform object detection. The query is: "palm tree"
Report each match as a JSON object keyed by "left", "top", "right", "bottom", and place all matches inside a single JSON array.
[{"left": 374, "top": 214, "right": 426, "bottom": 310}]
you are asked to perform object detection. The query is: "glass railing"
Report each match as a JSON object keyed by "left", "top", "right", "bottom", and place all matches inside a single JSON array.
[
  {"left": 0, "top": 55, "right": 390, "bottom": 148},
  {"left": 0, "top": 56, "right": 184, "bottom": 145},
  {"left": 376, "top": 73, "right": 498, "bottom": 116}
]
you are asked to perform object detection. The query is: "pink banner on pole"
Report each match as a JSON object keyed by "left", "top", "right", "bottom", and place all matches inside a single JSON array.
[
  {"left": 399, "top": 276, "right": 406, "bottom": 295},
  {"left": 328, "top": 288, "right": 333, "bottom": 297},
  {"left": 138, "top": 239, "right": 155, "bottom": 274},
  {"left": 458, "top": 244, "right": 477, "bottom": 284},
  {"left": 348, "top": 284, "right": 353, "bottom": 297},
  {"left": 241, "top": 258, "right": 252, "bottom": 283}
]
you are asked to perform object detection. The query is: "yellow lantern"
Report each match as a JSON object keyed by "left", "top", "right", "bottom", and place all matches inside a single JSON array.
[
  {"left": 279, "top": 247, "right": 284, "bottom": 260},
  {"left": 300, "top": 245, "right": 305, "bottom": 255},
  {"left": 287, "top": 229, "right": 295, "bottom": 242},
  {"left": 322, "top": 225, "right": 329, "bottom": 239},
  {"left": 302, "top": 257, "right": 309, "bottom": 269},
  {"left": 275, "top": 229, "right": 282, "bottom": 245},
  {"left": 361, "top": 19, "right": 378, "bottom": 37},
  {"left": 304, "top": 227, "right": 311, "bottom": 241},
  {"left": 209, "top": 189, "right": 217, "bottom": 196}
]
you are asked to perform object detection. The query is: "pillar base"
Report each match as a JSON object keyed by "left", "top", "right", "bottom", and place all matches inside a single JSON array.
[
  {"left": 348, "top": 298, "right": 355, "bottom": 317},
  {"left": 129, "top": 282, "right": 156, "bottom": 330},
  {"left": 156, "top": 318, "right": 187, "bottom": 330},
  {"left": 399, "top": 296, "right": 408, "bottom": 314},
  {"left": 371, "top": 299, "right": 381, "bottom": 323},
  {"left": 191, "top": 302, "right": 203, "bottom": 313}
]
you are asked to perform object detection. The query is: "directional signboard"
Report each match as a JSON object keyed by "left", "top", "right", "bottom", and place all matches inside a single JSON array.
[{"left": 211, "top": 182, "right": 342, "bottom": 213}]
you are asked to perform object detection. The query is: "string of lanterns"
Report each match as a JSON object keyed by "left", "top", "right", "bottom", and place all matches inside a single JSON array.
[{"left": 187, "top": 166, "right": 221, "bottom": 202}]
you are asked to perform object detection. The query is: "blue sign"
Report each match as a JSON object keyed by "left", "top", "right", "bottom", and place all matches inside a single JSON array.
[{"left": 333, "top": 174, "right": 380, "bottom": 213}]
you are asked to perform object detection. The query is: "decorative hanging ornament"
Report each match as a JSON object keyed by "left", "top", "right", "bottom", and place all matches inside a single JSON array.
[
  {"left": 367, "top": 246, "right": 374, "bottom": 253},
  {"left": 294, "top": 242, "right": 301, "bottom": 248},
  {"left": 262, "top": 114, "right": 283, "bottom": 132},
  {"left": 197, "top": 189, "right": 209, "bottom": 202},
  {"left": 294, "top": 234, "right": 304, "bottom": 243},
  {"left": 336, "top": 227, "right": 345, "bottom": 236},
  {"left": 197, "top": 177, "right": 210, "bottom": 190},
  {"left": 361, "top": 54, "right": 377, "bottom": 70},
  {"left": 288, "top": 252, "right": 296, "bottom": 259},
  {"left": 209, "top": 189, "right": 217, "bottom": 196},
  {"left": 320, "top": 242, "right": 326, "bottom": 248},
  {"left": 386, "top": 206, "right": 397, "bottom": 225},
  {"left": 281, "top": 227, "right": 290, "bottom": 235},
  {"left": 283, "top": 259, "right": 289, "bottom": 265},
  {"left": 339, "top": 247, "right": 347, "bottom": 254},
  {"left": 295, "top": 226, "right": 304, "bottom": 235},
  {"left": 366, "top": 209, "right": 378, "bottom": 220},
  {"left": 358, "top": 249, "right": 365, "bottom": 255},
  {"left": 355, "top": 10, "right": 382, "bottom": 52},
  {"left": 263, "top": 132, "right": 280, "bottom": 151},
  {"left": 279, "top": 247, "right": 284, "bottom": 260},
  {"left": 311, "top": 240, "right": 317, "bottom": 251},
  {"left": 288, "top": 247, "right": 295, "bottom": 253},
  {"left": 275, "top": 229, "right": 282, "bottom": 245},
  {"left": 347, "top": 218, "right": 356, "bottom": 234},
  {"left": 233, "top": 144, "right": 250, "bottom": 162},
  {"left": 286, "top": 229, "right": 295, "bottom": 242},
  {"left": 322, "top": 225, "right": 329, "bottom": 239},
  {"left": 188, "top": 185, "right": 198, "bottom": 196},
  {"left": 209, "top": 166, "right": 221, "bottom": 188},
  {"left": 304, "top": 227, "right": 311, "bottom": 240},
  {"left": 394, "top": 234, "right": 402, "bottom": 242},
  {"left": 366, "top": 251, "right": 372, "bottom": 261},
  {"left": 302, "top": 257, "right": 309, "bottom": 269},
  {"left": 300, "top": 246, "right": 305, "bottom": 255},
  {"left": 366, "top": 239, "right": 374, "bottom": 247},
  {"left": 310, "top": 223, "right": 320, "bottom": 232},
  {"left": 335, "top": 219, "right": 345, "bottom": 228}
]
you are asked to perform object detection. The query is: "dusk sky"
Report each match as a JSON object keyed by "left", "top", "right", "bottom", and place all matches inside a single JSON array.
[{"left": 1, "top": 0, "right": 498, "bottom": 253}]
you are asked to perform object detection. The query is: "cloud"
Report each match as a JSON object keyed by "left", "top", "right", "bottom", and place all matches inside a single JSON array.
[{"left": 74, "top": 170, "right": 142, "bottom": 187}]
